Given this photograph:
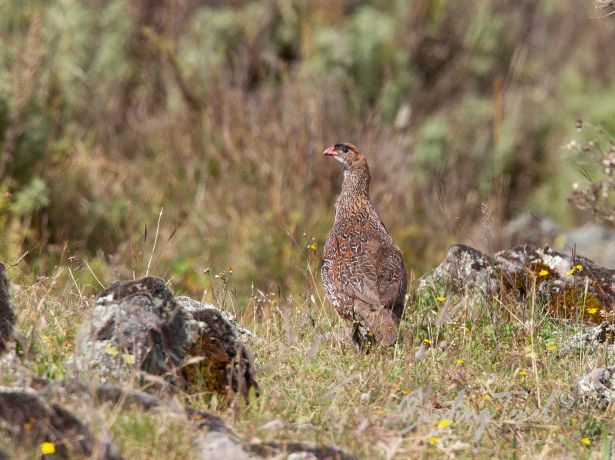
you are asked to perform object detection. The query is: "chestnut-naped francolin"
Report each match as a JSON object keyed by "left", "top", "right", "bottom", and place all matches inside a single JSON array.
[{"left": 321, "top": 143, "right": 408, "bottom": 347}]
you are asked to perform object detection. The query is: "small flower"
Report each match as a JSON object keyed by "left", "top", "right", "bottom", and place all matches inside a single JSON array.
[
  {"left": 456, "top": 358, "right": 464, "bottom": 365},
  {"left": 436, "top": 296, "right": 446, "bottom": 302},
  {"left": 40, "top": 442, "right": 56, "bottom": 455},
  {"left": 517, "top": 370, "right": 527, "bottom": 377},
  {"left": 104, "top": 344, "right": 119, "bottom": 356},
  {"left": 122, "top": 354, "right": 136, "bottom": 364},
  {"left": 586, "top": 307, "right": 598, "bottom": 315},
  {"left": 437, "top": 419, "right": 453, "bottom": 429},
  {"left": 567, "top": 264, "right": 583, "bottom": 276},
  {"left": 580, "top": 437, "right": 592, "bottom": 446},
  {"left": 482, "top": 394, "right": 491, "bottom": 401},
  {"left": 538, "top": 269, "right": 549, "bottom": 277},
  {"left": 308, "top": 244, "right": 317, "bottom": 251},
  {"left": 423, "top": 338, "right": 432, "bottom": 345},
  {"left": 428, "top": 437, "right": 439, "bottom": 445}
]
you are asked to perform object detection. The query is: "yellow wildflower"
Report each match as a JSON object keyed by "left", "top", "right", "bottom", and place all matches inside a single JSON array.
[
  {"left": 308, "top": 244, "right": 317, "bottom": 251},
  {"left": 586, "top": 307, "right": 598, "bottom": 315},
  {"left": 567, "top": 264, "right": 584, "bottom": 276},
  {"left": 437, "top": 419, "right": 453, "bottom": 429},
  {"left": 538, "top": 269, "right": 549, "bottom": 277},
  {"left": 104, "top": 344, "right": 119, "bottom": 356},
  {"left": 423, "top": 338, "right": 432, "bottom": 345},
  {"left": 122, "top": 354, "right": 136, "bottom": 364},
  {"left": 428, "top": 437, "right": 439, "bottom": 445},
  {"left": 580, "top": 438, "right": 591, "bottom": 445},
  {"left": 436, "top": 296, "right": 446, "bottom": 302},
  {"left": 482, "top": 394, "right": 491, "bottom": 401},
  {"left": 456, "top": 358, "right": 464, "bottom": 365},
  {"left": 40, "top": 442, "right": 56, "bottom": 455},
  {"left": 517, "top": 370, "right": 527, "bottom": 377}
]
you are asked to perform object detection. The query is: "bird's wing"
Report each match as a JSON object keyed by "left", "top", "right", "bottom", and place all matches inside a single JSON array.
[
  {"left": 376, "top": 244, "right": 407, "bottom": 309},
  {"left": 342, "top": 239, "right": 406, "bottom": 308}
]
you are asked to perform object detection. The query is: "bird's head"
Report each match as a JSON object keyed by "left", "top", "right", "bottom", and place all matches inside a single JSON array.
[{"left": 323, "top": 143, "right": 365, "bottom": 170}]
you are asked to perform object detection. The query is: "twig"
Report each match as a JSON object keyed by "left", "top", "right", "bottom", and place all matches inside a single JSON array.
[{"left": 146, "top": 207, "right": 163, "bottom": 277}]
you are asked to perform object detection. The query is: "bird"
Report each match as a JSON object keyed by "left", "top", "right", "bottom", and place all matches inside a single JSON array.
[{"left": 321, "top": 143, "right": 408, "bottom": 347}]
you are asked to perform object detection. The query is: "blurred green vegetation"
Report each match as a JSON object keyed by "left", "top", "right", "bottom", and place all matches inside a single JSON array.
[{"left": 0, "top": 0, "right": 614, "bottom": 301}]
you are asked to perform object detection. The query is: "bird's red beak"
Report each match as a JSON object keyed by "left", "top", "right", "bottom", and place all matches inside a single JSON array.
[{"left": 323, "top": 145, "right": 337, "bottom": 156}]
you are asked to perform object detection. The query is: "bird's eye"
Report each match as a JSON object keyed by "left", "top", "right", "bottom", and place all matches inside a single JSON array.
[{"left": 341, "top": 146, "right": 349, "bottom": 153}]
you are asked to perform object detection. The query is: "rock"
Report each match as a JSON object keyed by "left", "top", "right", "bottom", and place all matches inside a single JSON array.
[
  {"left": 419, "top": 244, "right": 499, "bottom": 297},
  {"left": 244, "top": 442, "right": 358, "bottom": 460},
  {"left": 191, "top": 413, "right": 357, "bottom": 460},
  {"left": 560, "top": 322, "right": 615, "bottom": 356},
  {"left": 502, "top": 213, "right": 615, "bottom": 269},
  {"left": 71, "top": 277, "right": 258, "bottom": 398},
  {"left": 178, "top": 296, "right": 259, "bottom": 397},
  {"left": 0, "top": 263, "right": 15, "bottom": 353},
  {"left": 176, "top": 296, "right": 257, "bottom": 341},
  {"left": 0, "top": 374, "right": 355, "bottom": 460},
  {"left": 420, "top": 244, "right": 615, "bottom": 323},
  {"left": 576, "top": 367, "right": 615, "bottom": 409},
  {"left": 0, "top": 386, "right": 123, "bottom": 459}
]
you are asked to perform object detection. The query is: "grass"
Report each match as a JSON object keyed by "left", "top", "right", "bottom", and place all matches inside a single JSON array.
[
  {"left": 2, "top": 1, "right": 615, "bottom": 457},
  {"left": 2, "top": 252, "right": 615, "bottom": 459}
]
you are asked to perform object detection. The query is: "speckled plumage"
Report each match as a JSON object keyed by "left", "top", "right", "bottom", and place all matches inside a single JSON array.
[{"left": 321, "top": 144, "right": 408, "bottom": 346}]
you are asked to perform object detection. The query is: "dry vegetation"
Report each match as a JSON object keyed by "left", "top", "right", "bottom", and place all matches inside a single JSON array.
[{"left": 1, "top": 0, "right": 615, "bottom": 458}]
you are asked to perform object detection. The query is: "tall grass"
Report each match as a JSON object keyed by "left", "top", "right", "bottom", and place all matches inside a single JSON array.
[{"left": 1, "top": 0, "right": 615, "bottom": 300}]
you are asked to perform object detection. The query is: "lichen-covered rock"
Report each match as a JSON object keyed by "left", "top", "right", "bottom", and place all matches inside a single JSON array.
[
  {"left": 560, "top": 322, "right": 615, "bottom": 356},
  {"left": 71, "top": 277, "right": 258, "bottom": 398},
  {"left": 576, "top": 366, "right": 615, "bottom": 409},
  {"left": 244, "top": 441, "right": 358, "bottom": 460},
  {"left": 0, "top": 375, "right": 354, "bottom": 460},
  {"left": 419, "top": 244, "right": 499, "bottom": 297},
  {"left": 0, "top": 263, "right": 15, "bottom": 353},
  {"left": 176, "top": 296, "right": 256, "bottom": 341},
  {"left": 420, "top": 244, "right": 615, "bottom": 322},
  {"left": 71, "top": 277, "right": 187, "bottom": 387},
  {"left": 178, "top": 296, "right": 259, "bottom": 397},
  {"left": 189, "top": 407, "right": 357, "bottom": 460},
  {"left": 494, "top": 246, "right": 615, "bottom": 322},
  {"left": 0, "top": 386, "right": 123, "bottom": 459}
]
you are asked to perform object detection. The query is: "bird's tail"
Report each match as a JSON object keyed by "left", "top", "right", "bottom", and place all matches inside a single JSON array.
[{"left": 363, "top": 309, "right": 399, "bottom": 346}]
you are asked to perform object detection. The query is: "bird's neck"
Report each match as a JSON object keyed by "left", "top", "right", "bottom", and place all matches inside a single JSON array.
[{"left": 334, "top": 164, "right": 371, "bottom": 221}]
